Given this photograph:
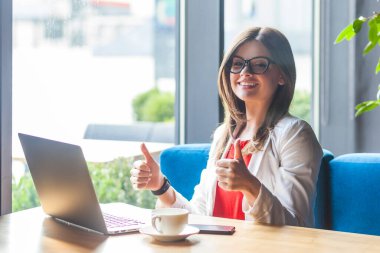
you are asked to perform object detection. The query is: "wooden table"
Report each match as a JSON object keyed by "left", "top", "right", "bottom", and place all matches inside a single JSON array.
[{"left": 1, "top": 208, "right": 380, "bottom": 253}]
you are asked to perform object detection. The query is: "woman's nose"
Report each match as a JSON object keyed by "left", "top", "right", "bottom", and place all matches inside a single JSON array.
[{"left": 240, "top": 63, "right": 253, "bottom": 75}]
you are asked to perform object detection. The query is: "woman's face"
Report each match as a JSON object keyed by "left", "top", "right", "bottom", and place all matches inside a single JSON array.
[{"left": 229, "top": 40, "right": 285, "bottom": 107}]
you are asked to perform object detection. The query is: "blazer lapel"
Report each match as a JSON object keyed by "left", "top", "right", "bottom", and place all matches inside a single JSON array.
[{"left": 247, "top": 131, "right": 273, "bottom": 177}]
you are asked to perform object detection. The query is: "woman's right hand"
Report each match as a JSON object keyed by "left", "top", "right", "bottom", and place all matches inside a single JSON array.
[{"left": 130, "top": 143, "right": 165, "bottom": 191}]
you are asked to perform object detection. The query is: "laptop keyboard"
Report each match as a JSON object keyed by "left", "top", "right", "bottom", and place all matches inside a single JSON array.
[{"left": 103, "top": 213, "right": 145, "bottom": 228}]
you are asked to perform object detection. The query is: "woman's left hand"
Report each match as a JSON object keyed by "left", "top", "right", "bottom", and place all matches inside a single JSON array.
[{"left": 215, "top": 139, "right": 261, "bottom": 198}]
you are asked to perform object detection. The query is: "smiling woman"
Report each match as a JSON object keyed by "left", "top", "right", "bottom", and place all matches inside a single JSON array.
[
  {"left": 224, "top": 0, "right": 313, "bottom": 124},
  {"left": 226, "top": 39, "right": 288, "bottom": 120},
  {"left": 216, "top": 27, "right": 296, "bottom": 155},
  {"left": 130, "top": 27, "right": 322, "bottom": 227}
]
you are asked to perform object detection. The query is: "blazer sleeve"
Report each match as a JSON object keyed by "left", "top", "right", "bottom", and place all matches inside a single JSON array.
[
  {"left": 161, "top": 125, "right": 224, "bottom": 215},
  {"left": 242, "top": 120, "right": 323, "bottom": 227}
]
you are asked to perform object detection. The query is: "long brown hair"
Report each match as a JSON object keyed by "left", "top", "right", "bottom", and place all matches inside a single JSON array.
[{"left": 214, "top": 27, "right": 296, "bottom": 159}]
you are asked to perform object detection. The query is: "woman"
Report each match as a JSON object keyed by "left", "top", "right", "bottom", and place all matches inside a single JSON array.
[{"left": 130, "top": 27, "right": 322, "bottom": 227}]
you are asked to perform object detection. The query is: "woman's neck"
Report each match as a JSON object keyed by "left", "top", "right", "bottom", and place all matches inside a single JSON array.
[
  {"left": 239, "top": 101, "right": 270, "bottom": 139},
  {"left": 246, "top": 101, "right": 269, "bottom": 125}
]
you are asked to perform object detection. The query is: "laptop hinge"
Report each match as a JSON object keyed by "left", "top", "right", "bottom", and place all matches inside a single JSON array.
[{"left": 54, "top": 217, "right": 107, "bottom": 235}]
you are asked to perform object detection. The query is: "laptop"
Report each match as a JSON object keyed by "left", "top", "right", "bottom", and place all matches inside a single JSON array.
[{"left": 18, "top": 133, "right": 150, "bottom": 235}]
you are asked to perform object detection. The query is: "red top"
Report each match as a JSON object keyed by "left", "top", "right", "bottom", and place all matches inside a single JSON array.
[{"left": 212, "top": 140, "right": 252, "bottom": 220}]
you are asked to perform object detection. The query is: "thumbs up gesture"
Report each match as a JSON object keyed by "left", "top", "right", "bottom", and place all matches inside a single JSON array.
[
  {"left": 233, "top": 138, "right": 244, "bottom": 162},
  {"left": 130, "top": 143, "right": 164, "bottom": 190},
  {"left": 215, "top": 139, "right": 259, "bottom": 193}
]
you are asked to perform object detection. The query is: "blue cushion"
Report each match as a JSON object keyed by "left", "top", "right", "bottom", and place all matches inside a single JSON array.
[
  {"left": 160, "top": 144, "right": 211, "bottom": 200},
  {"left": 329, "top": 153, "right": 380, "bottom": 236},
  {"left": 314, "top": 149, "right": 334, "bottom": 229}
]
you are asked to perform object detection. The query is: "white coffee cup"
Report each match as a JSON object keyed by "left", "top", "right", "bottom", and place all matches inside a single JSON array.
[{"left": 151, "top": 208, "right": 189, "bottom": 235}]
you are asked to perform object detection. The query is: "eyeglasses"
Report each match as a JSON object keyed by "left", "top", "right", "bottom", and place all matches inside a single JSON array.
[{"left": 228, "top": 56, "right": 275, "bottom": 74}]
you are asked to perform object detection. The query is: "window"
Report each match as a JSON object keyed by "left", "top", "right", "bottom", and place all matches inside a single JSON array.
[{"left": 12, "top": 0, "right": 176, "bottom": 211}]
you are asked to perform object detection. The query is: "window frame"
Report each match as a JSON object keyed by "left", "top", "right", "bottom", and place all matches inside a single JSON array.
[
  {"left": 317, "top": 0, "right": 357, "bottom": 155},
  {"left": 177, "top": 0, "right": 223, "bottom": 144},
  {"left": 0, "top": 0, "right": 12, "bottom": 215}
]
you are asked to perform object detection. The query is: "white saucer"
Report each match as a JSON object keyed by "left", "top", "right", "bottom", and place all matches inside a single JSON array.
[{"left": 139, "top": 225, "right": 200, "bottom": 242}]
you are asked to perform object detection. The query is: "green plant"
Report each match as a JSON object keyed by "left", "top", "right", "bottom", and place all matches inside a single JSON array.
[
  {"left": 335, "top": 12, "right": 380, "bottom": 117},
  {"left": 88, "top": 157, "right": 157, "bottom": 209},
  {"left": 290, "top": 89, "right": 311, "bottom": 123},
  {"left": 12, "top": 157, "right": 156, "bottom": 212},
  {"left": 12, "top": 172, "right": 40, "bottom": 211},
  {"left": 132, "top": 87, "right": 174, "bottom": 122}
]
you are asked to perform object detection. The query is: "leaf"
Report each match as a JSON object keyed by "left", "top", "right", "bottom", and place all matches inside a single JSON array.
[
  {"left": 355, "top": 100, "right": 380, "bottom": 117},
  {"left": 335, "top": 24, "right": 356, "bottom": 44},
  {"left": 353, "top": 17, "right": 366, "bottom": 33},
  {"left": 376, "top": 58, "right": 380, "bottom": 74},
  {"left": 368, "top": 18, "right": 378, "bottom": 43},
  {"left": 346, "top": 28, "right": 356, "bottom": 41},
  {"left": 355, "top": 100, "right": 369, "bottom": 109},
  {"left": 377, "top": 85, "right": 380, "bottom": 100},
  {"left": 377, "top": 13, "right": 380, "bottom": 28},
  {"left": 375, "top": 13, "right": 380, "bottom": 23},
  {"left": 363, "top": 41, "right": 376, "bottom": 55}
]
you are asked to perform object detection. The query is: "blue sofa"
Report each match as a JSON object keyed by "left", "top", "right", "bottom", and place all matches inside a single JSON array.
[{"left": 160, "top": 144, "right": 380, "bottom": 236}]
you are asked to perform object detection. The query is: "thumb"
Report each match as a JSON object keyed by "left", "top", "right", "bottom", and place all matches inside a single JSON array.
[
  {"left": 140, "top": 143, "right": 154, "bottom": 163},
  {"left": 234, "top": 139, "right": 243, "bottom": 161}
]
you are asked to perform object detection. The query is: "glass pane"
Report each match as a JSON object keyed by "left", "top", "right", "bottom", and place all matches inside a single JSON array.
[
  {"left": 12, "top": 0, "right": 176, "bottom": 212},
  {"left": 224, "top": 0, "right": 312, "bottom": 123}
]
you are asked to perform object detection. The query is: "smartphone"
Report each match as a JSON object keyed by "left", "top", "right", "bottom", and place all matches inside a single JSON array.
[{"left": 190, "top": 224, "right": 236, "bottom": 235}]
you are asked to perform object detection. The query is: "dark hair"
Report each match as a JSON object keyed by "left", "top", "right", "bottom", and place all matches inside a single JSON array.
[{"left": 215, "top": 27, "right": 296, "bottom": 158}]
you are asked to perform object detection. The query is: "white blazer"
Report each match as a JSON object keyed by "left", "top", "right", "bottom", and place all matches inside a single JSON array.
[{"left": 168, "top": 115, "right": 323, "bottom": 227}]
